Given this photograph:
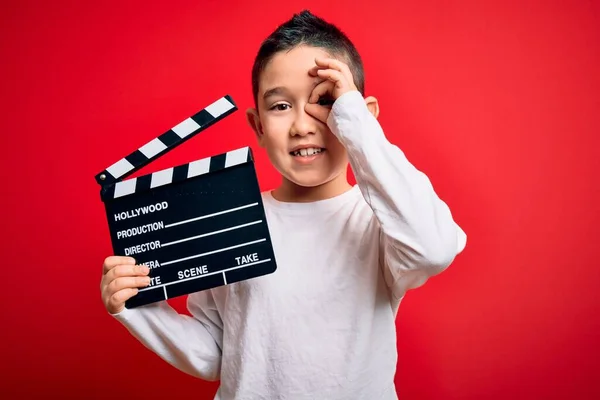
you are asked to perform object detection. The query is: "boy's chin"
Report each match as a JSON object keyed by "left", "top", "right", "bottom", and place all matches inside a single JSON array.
[
  {"left": 288, "top": 178, "right": 328, "bottom": 188},
  {"left": 283, "top": 171, "right": 345, "bottom": 189}
]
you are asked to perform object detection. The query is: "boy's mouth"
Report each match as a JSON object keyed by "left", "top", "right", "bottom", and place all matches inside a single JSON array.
[{"left": 289, "top": 147, "right": 325, "bottom": 157}]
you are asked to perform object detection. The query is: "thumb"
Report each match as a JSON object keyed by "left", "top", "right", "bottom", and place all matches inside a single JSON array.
[{"left": 304, "top": 103, "right": 330, "bottom": 125}]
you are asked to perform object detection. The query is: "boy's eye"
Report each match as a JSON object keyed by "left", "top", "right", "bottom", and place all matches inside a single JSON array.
[
  {"left": 270, "top": 103, "right": 290, "bottom": 111},
  {"left": 317, "top": 97, "right": 334, "bottom": 107}
]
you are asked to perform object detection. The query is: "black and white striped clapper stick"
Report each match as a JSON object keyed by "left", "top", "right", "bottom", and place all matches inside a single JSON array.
[{"left": 95, "top": 95, "right": 277, "bottom": 309}]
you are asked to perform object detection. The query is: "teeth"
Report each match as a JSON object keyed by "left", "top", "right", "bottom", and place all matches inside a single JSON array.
[{"left": 292, "top": 148, "right": 323, "bottom": 157}]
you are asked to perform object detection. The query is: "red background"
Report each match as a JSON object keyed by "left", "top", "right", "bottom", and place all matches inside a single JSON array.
[{"left": 2, "top": 0, "right": 599, "bottom": 398}]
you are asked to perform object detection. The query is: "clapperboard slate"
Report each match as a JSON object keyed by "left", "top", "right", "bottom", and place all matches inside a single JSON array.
[{"left": 95, "top": 95, "right": 277, "bottom": 308}]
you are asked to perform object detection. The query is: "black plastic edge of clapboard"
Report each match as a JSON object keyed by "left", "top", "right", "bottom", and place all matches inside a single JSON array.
[
  {"left": 94, "top": 94, "right": 237, "bottom": 186},
  {"left": 99, "top": 146, "right": 255, "bottom": 202}
]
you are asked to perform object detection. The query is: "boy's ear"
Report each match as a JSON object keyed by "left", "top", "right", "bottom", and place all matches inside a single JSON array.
[
  {"left": 364, "top": 96, "right": 380, "bottom": 119},
  {"left": 245, "top": 108, "right": 265, "bottom": 147}
]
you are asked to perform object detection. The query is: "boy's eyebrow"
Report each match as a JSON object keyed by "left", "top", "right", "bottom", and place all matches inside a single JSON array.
[
  {"left": 262, "top": 86, "right": 288, "bottom": 100},
  {"left": 262, "top": 80, "right": 325, "bottom": 101}
]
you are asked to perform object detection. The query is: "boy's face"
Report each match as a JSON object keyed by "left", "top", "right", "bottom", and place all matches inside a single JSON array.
[{"left": 246, "top": 45, "right": 350, "bottom": 190}]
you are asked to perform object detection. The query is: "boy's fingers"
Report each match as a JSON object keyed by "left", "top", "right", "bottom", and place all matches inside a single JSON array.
[
  {"left": 305, "top": 103, "right": 330, "bottom": 124},
  {"left": 316, "top": 69, "right": 344, "bottom": 86},
  {"left": 103, "top": 256, "right": 135, "bottom": 274},
  {"left": 315, "top": 57, "right": 354, "bottom": 82},
  {"left": 108, "top": 288, "right": 139, "bottom": 312},
  {"left": 318, "top": 57, "right": 356, "bottom": 86},
  {"left": 314, "top": 57, "right": 348, "bottom": 74},
  {"left": 106, "top": 264, "right": 150, "bottom": 283},
  {"left": 309, "top": 80, "right": 334, "bottom": 103},
  {"left": 108, "top": 276, "right": 151, "bottom": 295},
  {"left": 308, "top": 65, "right": 321, "bottom": 77}
]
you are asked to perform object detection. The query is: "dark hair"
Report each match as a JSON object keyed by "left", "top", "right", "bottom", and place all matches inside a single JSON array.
[{"left": 251, "top": 10, "right": 365, "bottom": 106}]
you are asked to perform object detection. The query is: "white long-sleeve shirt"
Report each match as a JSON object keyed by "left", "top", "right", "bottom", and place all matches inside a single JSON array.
[{"left": 111, "top": 91, "right": 467, "bottom": 399}]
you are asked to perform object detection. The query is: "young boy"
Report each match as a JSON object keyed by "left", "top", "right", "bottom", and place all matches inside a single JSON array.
[{"left": 100, "top": 10, "right": 466, "bottom": 399}]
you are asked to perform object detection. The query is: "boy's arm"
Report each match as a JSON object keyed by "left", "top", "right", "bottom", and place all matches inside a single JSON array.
[
  {"left": 327, "top": 91, "right": 467, "bottom": 300},
  {"left": 110, "top": 290, "right": 223, "bottom": 380}
]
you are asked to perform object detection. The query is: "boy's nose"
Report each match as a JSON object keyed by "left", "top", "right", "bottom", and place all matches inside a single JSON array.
[{"left": 290, "top": 108, "right": 318, "bottom": 136}]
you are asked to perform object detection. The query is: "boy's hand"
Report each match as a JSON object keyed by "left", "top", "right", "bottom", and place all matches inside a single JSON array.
[
  {"left": 305, "top": 57, "right": 358, "bottom": 123},
  {"left": 100, "top": 256, "right": 150, "bottom": 314}
]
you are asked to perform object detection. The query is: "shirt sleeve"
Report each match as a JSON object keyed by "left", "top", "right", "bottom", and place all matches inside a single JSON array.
[
  {"left": 327, "top": 90, "right": 467, "bottom": 301},
  {"left": 110, "top": 289, "right": 223, "bottom": 380}
]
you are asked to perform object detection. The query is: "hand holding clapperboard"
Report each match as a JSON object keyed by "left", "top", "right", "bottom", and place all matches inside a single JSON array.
[{"left": 96, "top": 95, "right": 278, "bottom": 310}]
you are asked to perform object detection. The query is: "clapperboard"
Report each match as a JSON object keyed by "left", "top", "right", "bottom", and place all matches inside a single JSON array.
[{"left": 95, "top": 95, "right": 277, "bottom": 308}]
